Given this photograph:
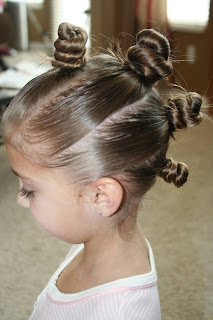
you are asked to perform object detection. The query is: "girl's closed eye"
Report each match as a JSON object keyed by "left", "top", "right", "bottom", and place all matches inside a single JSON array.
[{"left": 19, "top": 187, "right": 34, "bottom": 198}]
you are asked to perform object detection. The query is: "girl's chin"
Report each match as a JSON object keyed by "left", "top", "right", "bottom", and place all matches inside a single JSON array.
[
  {"left": 37, "top": 224, "right": 61, "bottom": 240},
  {"left": 48, "top": 234, "right": 61, "bottom": 240}
]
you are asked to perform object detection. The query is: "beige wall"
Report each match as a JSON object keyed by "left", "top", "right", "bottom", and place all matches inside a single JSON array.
[{"left": 90, "top": 0, "right": 135, "bottom": 52}]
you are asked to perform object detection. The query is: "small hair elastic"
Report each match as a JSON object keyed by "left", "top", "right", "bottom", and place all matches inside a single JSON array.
[
  {"left": 162, "top": 158, "right": 170, "bottom": 168},
  {"left": 131, "top": 61, "right": 145, "bottom": 77},
  {"left": 165, "top": 106, "right": 175, "bottom": 132}
]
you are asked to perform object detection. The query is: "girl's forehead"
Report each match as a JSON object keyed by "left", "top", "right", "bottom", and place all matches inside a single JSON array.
[
  {"left": 6, "top": 144, "right": 58, "bottom": 184},
  {"left": 6, "top": 144, "right": 80, "bottom": 189}
]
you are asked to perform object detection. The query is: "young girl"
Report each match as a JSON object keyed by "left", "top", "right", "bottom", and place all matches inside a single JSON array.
[{"left": 2, "top": 22, "right": 203, "bottom": 319}]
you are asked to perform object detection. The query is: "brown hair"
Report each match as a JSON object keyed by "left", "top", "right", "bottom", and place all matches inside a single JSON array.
[{"left": 2, "top": 23, "right": 203, "bottom": 238}]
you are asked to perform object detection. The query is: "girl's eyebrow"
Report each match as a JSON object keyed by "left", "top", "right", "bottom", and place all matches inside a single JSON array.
[{"left": 11, "top": 168, "right": 35, "bottom": 182}]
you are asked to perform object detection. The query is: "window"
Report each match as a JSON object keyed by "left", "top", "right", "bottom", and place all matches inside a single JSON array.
[{"left": 167, "top": 0, "right": 210, "bottom": 32}]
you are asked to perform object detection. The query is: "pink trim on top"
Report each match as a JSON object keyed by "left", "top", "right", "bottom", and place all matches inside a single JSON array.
[{"left": 47, "top": 281, "right": 157, "bottom": 305}]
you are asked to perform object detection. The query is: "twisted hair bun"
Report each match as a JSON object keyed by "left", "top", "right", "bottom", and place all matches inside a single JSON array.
[
  {"left": 159, "top": 159, "right": 189, "bottom": 188},
  {"left": 127, "top": 29, "right": 173, "bottom": 84},
  {"left": 166, "top": 92, "right": 203, "bottom": 132},
  {"left": 52, "top": 22, "right": 88, "bottom": 70}
]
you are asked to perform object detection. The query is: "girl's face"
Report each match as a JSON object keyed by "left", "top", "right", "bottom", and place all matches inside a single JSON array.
[{"left": 6, "top": 145, "right": 98, "bottom": 243}]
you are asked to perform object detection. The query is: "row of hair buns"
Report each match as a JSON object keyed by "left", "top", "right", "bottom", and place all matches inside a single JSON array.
[
  {"left": 52, "top": 22, "right": 173, "bottom": 84},
  {"left": 51, "top": 22, "right": 203, "bottom": 188},
  {"left": 160, "top": 91, "right": 203, "bottom": 187}
]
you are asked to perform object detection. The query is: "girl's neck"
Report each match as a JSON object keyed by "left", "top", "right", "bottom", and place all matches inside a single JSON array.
[
  {"left": 56, "top": 222, "right": 150, "bottom": 294},
  {"left": 77, "top": 222, "right": 150, "bottom": 279}
]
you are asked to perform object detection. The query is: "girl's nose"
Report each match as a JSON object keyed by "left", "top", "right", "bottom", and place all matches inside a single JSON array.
[{"left": 17, "top": 194, "right": 30, "bottom": 208}]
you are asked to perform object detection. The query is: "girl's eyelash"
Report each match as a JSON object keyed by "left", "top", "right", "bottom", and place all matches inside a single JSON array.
[{"left": 19, "top": 187, "right": 34, "bottom": 198}]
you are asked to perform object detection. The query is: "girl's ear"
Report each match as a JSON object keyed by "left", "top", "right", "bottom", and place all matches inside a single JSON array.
[{"left": 88, "top": 177, "right": 123, "bottom": 217}]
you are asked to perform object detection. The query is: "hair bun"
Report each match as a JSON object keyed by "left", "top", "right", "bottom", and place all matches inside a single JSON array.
[
  {"left": 52, "top": 22, "right": 88, "bottom": 70},
  {"left": 159, "top": 158, "right": 188, "bottom": 187},
  {"left": 126, "top": 29, "right": 173, "bottom": 84},
  {"left": 166, "top": 92, "right": 203, "bottom": 131}
]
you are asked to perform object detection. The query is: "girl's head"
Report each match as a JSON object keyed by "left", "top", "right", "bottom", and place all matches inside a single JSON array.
[{"left": 2, "top": 23, "right": 203, "bottom": 240}]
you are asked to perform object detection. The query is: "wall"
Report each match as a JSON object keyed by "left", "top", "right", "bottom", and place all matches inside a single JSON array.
[
  {"left": 90, "top": 0, "right": 135, "bottom": 52},
  {"left": 27, "top": 0, "right": 51, "bottom": 43}
]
